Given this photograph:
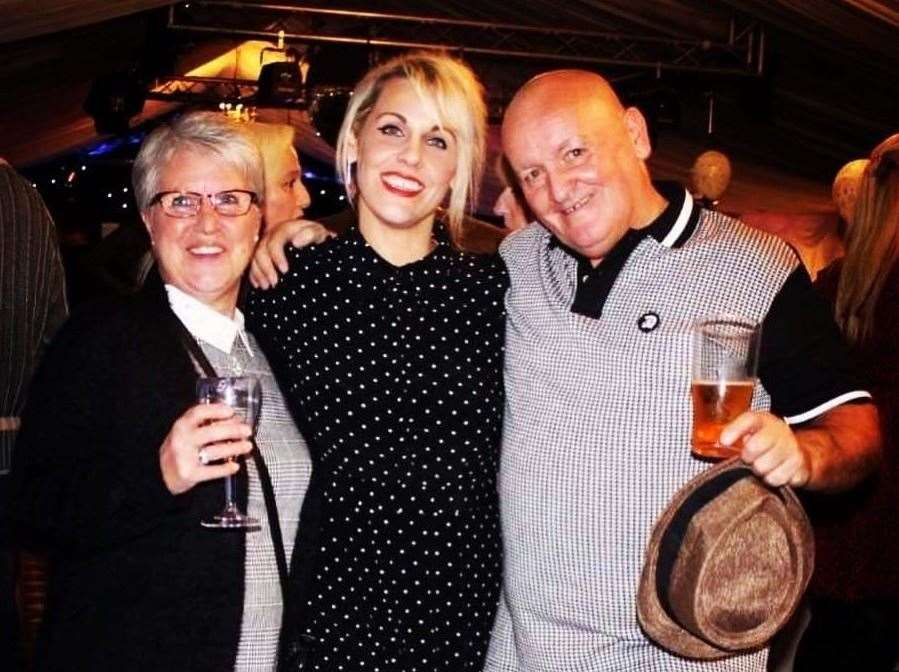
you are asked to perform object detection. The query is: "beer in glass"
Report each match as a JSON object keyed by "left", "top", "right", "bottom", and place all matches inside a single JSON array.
[{"left": 691, "top": 318, "right": 760, "bottom": 459}]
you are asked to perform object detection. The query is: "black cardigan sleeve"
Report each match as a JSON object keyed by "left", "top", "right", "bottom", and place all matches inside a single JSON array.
[{"left": 8, "top": 299, "right": 197, "bottom": 554}]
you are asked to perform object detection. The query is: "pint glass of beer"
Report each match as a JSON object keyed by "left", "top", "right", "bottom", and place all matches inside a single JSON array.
[{"left": 690, "top": 317, "right": 761, "bottom": 459}]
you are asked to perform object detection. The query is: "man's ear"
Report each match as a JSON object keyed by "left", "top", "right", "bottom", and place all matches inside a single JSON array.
[{"left": 624, "top": 107, "right": 653, "bottom": 160}]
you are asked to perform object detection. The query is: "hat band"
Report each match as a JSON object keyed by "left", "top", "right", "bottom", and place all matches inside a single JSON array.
[{"left": 654, "top": 465, "right": 783, "bottom": 634}]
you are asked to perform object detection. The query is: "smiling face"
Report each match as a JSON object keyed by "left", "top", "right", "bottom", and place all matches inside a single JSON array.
[
  {"left": 348, "top": 77, "right": 458, "bottom": 237},
  {"left": 142, "top": 149, "right": 261, "bottom": 315},
  {"left": 262, "top": 145, "right": 311, "bottom": 228},
  {"left": 502, "top": 71, "right": 659, "bottom": 262}
]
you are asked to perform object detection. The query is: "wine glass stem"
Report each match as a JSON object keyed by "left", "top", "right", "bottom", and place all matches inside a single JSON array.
[{"left": 224, "top": 472, "right": 236, "bottom": 507}]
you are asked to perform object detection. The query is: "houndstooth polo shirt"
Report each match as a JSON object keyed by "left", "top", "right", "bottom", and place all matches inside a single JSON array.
[{"left": 485, "top": 185, "right": 869, "bottom": 672}]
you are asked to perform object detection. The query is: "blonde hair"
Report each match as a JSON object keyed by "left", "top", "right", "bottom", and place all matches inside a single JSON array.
[
  {"left": 243, "top": 122, "right": 297, "bottom": 189},
  {"left": 835, "top": 133, "right": 899, "bottom": 344},
  {"left": 334, "top": 50, "right": 487, "bottom": 245}
]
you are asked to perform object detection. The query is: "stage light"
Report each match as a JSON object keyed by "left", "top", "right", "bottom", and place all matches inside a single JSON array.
[{"left": 256, "top": 60, "right": 304, "bottom": 105}]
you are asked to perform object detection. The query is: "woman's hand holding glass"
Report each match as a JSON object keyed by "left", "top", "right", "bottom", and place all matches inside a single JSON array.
[{"left": 159, "top": 402, "right": 253, "bottom": 496}]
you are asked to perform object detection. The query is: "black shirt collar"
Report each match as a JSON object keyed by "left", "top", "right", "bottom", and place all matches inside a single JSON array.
[
  {"left": 644, "top": 181, "right": 700, "bottom": 249},
  {"left": 559, "top": 182, "right": 701, "bottom": 319}
]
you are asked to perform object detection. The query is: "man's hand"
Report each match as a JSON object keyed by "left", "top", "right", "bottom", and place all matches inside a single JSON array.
[
  {"left": 719, "top": 411, "right": 810, "bottom": 488},
  {"left": 720, "top": 403, "right": 881, "bottom": 492},
  {"left": 249, "top": 219, "right": 334, "bottom": 289}
]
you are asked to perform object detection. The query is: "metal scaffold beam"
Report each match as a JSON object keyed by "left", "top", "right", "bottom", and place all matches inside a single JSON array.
[
  {"left": 146, "top": 75, "right": 260, "bottom": 104},
  {"left": 168, "top": 1, "right": 765, "bottom": 77}
]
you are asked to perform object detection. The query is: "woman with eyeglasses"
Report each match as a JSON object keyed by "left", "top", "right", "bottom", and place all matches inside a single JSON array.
[{"left": 9, "top": 111, "right": 312, "bottom": 672}]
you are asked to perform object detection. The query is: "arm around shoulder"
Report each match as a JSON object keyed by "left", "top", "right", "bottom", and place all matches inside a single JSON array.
[{"left": 250, "top": 218, "right": 333, "bottom": 289}]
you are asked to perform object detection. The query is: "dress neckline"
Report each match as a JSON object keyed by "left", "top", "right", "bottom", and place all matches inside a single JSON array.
[{"left": 345, "top": 221, "right": 452, "bottom": 274}]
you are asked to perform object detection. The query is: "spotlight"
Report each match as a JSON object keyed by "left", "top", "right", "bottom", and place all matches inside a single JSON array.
[
  {"left": 256, "top": 48, "right": 306, "bottom": 105},
  {"left": 257, "top": 61, "right": 304, "bottom": 104}
]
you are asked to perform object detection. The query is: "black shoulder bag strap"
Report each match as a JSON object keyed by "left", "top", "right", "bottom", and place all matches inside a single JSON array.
[{"left": 174, "top": 318, "right": 290, "bottom": 600}]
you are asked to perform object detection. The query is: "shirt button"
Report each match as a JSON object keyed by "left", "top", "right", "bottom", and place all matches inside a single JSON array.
[{"left": 581, "top": 275, "right": 589, "bottom": 283}]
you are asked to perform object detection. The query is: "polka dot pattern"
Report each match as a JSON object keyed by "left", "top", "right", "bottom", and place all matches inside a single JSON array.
[{"left": 248, "top": 225, "right": 508, "bottom": 671}]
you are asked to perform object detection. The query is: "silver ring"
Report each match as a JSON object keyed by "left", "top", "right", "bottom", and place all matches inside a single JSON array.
[{"left": 198, "top": 448, "right": 210, "bottom": 465}]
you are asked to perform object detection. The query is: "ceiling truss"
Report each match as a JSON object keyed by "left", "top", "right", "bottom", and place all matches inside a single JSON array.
[{"left": 167, "top": 1, "right": 766, "bottom": 77}]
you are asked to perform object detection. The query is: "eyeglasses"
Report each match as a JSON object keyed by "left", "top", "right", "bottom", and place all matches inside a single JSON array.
[{"left": 149, "top": 190, "right": 259, "bottom": 218}]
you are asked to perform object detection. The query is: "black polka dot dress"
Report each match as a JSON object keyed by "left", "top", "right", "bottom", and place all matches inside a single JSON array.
[{"left": 247, "top": 223, "right": 507, "bottom": 672}]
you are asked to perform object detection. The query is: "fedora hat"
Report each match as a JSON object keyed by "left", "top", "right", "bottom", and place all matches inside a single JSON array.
[{"left": 637, "top": 458, "right": 814, "bottom": 660}]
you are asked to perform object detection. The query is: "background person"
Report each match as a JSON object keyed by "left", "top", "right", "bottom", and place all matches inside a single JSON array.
[
  {"left": 0, "top": 158, "right": 68, "bottom": 671},
  {"left": 242, "top": 121, "right": 311, "bottom": 232},
  {"left": 9, "top": 112, "right": 312, "bottom": 672},
  {"left": 795, "top": 133, "right": 899, "bottom": 672},
  {"left": 247, "top": 51, "right": 507, "bottom": 671},
  {"left": 492, "top": 154, "right": 530, "bottom": 232},
  {"left": 243, "top": 121, "right": 336, "bottom": 286}
]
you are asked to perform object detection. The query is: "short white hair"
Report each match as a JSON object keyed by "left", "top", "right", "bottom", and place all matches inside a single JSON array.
[{"left": 133, "top": 111, "right": 265, "bottom": 210}]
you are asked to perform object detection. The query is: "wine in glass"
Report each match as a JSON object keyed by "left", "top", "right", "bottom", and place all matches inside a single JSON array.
[{"left": 197, "top": 376, "right": 261, "bottom": 529}]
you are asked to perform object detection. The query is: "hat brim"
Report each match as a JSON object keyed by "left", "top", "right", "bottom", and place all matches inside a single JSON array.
[{"left": 636, "top": 458, "right": 812, "bottom": 660}]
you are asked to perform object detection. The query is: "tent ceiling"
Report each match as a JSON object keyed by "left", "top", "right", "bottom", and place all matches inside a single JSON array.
[
  {"left": 1, "top": 0, "right": 896, "bottom": 213},
  {"left": 0, "top": 0, "right": 173, "bottom": 43}
]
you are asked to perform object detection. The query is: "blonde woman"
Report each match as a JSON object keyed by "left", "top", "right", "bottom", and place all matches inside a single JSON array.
[
  {"left": 246, "top": 52, "right": 505, "bottom": 671},
  {"left": 242, "top": 122, "right": 312, "bottom": 231},
  {"left": 242, "top": 120, "right": 344, "bottom": 258},
  {"left": 796, "top": 133, "right": 899, "bottom": 671}
]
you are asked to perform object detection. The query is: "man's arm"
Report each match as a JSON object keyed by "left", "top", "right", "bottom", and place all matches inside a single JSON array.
[
  {"left": 730, "top": 263, "right": 882, "bottom": 492},
  {"left": 795, "top": 402, "right": 881, "bottom": 491},
  {"left": 720, "top": 403, "right": 881, "bottom": 492}
]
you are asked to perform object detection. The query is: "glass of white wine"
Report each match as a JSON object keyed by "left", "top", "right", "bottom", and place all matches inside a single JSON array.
[{"left": 197, "top": 376, "right": 261, "bottom": 529}]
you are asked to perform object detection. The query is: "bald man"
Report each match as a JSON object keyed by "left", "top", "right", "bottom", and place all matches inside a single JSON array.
[{"left": 485, "top": 71, "right": 880, "bottom": 670}]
